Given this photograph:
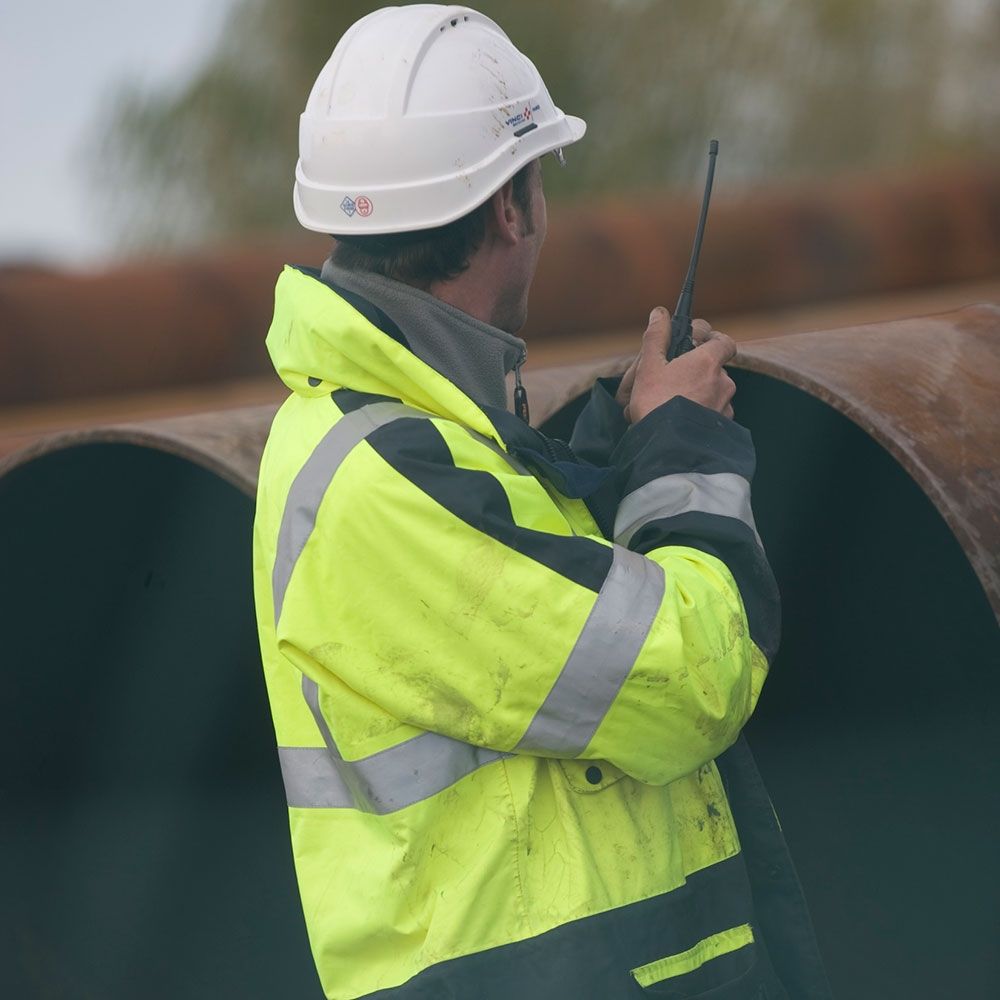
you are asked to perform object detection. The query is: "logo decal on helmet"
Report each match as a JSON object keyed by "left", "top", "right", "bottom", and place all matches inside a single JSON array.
[
  {"left": 340, "top": 195, "right": 373, "bottom": 218},
  {"left": 504, "top": 103, "right": 541, "bottom": 130}
]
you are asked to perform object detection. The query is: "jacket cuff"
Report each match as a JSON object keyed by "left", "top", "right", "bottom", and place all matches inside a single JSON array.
[
  {"left": 612, "top": 395, "right": 755, "bottom": 499},
  {"left": 610, "top": 396, "right": 779, "bottom": 662},
  {"left": 569, "top": 377, "right": 629, "bottom": 466},
  {"left": 610, "top": 395, "right": 760, "bottom": 565}
]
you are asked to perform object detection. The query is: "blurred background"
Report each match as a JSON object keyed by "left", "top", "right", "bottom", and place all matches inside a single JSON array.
[
  {"left": 7, "top": 0, "right": 1000, "bottom": 263},
  {"left": 2, "top": 0, "right": 1000, "bottom": 453},
  {"left": 3, "top": 5, "right": 1000, "bottom": 998}
]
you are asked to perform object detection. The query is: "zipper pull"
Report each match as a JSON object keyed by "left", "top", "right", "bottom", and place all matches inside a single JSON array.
[{"left": 514, "top": 363, "right": 530, "bottom": 424}]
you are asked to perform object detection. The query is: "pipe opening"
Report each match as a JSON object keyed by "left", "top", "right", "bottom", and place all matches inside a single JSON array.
[
  {"left": 3, "top": 360, "right": 997, "bottom": 998},
  {"left": 543, "top": 372, "right": 1000, "bottom": 999},
  {"left": 0, "top": 443, "right": 317, "bottom": 998}
]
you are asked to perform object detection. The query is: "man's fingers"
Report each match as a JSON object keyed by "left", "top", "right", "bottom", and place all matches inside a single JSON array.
[
  {"left": 615, "top": 354, "right": 639, "bottom": 408},
  {"left": 691, "top": 318, "right": 712, "bottom": 346},
  {"left": 625, "top": 310, "right": 736, "bottom": 422},
  {"left": 696, "top": 330, "right": 737, "bottom": 365},
  {"left": 641, "top": 306, "right": 671, "bottom": 359}
]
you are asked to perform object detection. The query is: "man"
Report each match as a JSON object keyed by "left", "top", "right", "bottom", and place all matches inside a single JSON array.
[{"left": 253, "top": 5, "right": 830, "bottom": 998}]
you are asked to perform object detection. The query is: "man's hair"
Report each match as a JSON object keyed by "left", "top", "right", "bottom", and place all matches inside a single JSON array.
[{"left": 330, "top": 163, "right": 535, "bottom": 288}]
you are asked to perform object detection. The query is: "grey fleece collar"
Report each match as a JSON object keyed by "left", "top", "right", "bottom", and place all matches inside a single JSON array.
[{"left": 320, "top": 258, "right": 527, "bottom": 412}]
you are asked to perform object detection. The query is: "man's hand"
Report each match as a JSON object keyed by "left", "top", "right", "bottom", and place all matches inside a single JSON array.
[{"left": 615, "top": 307, "right": 736, "bottom": 423}]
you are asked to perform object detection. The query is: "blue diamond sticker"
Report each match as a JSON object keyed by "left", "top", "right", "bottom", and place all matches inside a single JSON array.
[{"left": 340, "top": 196, "right": 357, "bottom": 217}]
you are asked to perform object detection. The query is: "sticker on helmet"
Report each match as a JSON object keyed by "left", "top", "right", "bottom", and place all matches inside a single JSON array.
[
  {"left": 340, "top": 196, "right": 357, "bottom": 217},
  {"left": 355, "top": 196, "right": 374, "bottom": 217},
  {"left": 504, "top": 103, "right": 541, "bottom": 131}
]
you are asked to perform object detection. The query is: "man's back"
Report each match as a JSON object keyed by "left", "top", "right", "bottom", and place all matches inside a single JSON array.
[{"left": 251, "top": 264, "right": 824, "bottom": 998}]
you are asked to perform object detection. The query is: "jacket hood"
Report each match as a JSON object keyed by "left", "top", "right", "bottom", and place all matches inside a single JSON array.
[{"left": 266, "top": 266, "right": 505, "bottom": 444}]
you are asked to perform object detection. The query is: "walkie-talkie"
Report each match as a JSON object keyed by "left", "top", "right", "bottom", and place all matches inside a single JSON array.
[{"left": 666, "top": 140, "right": 719, "bottom": 361}]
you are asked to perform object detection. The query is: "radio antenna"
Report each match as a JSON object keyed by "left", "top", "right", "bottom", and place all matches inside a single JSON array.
[{"left": 667, "top": 139, "right": 719, "bottom": 360}]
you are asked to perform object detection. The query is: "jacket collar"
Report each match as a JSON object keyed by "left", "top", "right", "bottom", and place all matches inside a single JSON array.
[
  {"left": 319, "top": 258, "right": 526, "bottom": 414},
  {"left": 265, "top": 265, "right": 510, "bottom": 446}
]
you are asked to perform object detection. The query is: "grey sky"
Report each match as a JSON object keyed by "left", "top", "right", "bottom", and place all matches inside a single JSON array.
[{"left": 0, "top": 0, "right": 234, "bottom": 268}]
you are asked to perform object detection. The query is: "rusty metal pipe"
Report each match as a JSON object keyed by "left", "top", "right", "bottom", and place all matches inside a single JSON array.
[
  {"left": 536, "top": 306, "right": 1000, "bottom": 998},
  {"left": 735, "top": 303, "right": 1000, "bottom": 621},
  {"left": 1, "top": 307, "right": 998, "bottom": 997}
]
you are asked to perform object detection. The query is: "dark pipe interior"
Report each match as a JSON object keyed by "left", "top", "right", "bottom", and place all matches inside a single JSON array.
[
  {"left": 2, "top": 371, "right": 998, "bottom": 999},
  {"left": 0, "top": 446, "right": 320, "bottom": 999},
  {"left": 544, "top": 373, "right": 1000, "bottom": 999}
]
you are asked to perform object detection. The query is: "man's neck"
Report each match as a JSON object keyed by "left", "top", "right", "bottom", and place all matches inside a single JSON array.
[
  {"left": 427, "top": 269, "right": 499, "bottom": 330},
  {"left": 427, "top": 240, "right": 528, "bottom": 335}
]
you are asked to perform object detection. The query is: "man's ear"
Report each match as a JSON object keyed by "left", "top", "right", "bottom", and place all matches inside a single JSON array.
[{"left": 487, "top": 179, "right": 519, "bottom": 246}]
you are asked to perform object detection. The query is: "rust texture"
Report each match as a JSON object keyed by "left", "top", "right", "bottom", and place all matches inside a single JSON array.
[
  {"left": 2, "top": 161, "right": 998, "bottom": 408},
  {"left": 735, "top": 303, "right": 1000, "bottom": 621},
  {"left": 0, "top": 404, "right": 277, "bottom": 497}
]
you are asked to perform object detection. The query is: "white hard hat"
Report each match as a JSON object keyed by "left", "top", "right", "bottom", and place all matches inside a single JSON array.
[{"left": 293, "top": 4, "right": 586, "bottom": 235}]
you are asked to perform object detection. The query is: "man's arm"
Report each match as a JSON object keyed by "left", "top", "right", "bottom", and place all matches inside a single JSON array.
[{"left": 273, "top": 352, "right": 775, "bottom": 786}]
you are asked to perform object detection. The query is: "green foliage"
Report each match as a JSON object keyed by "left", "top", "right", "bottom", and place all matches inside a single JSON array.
[{"left": 96, "top": 0, "right": 1000, "bottom": 250}]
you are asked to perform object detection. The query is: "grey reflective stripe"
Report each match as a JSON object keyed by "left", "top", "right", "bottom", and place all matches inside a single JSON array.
[
  {"left": 279, "top": 678, "right": 510, "bottom": 812},
  {"left": 279, "top": 746, "right": 350, "bottom": 809},
  {"left": 516, "top": 545, "right": 665, "bottom": 756},
  {"left": 271, "top": 401, "right": 527, "bottom": 624},
  {"left": 614, "top": 471, "right": 761, "bottom": 549},
  {"left": 271, "top": 401, "right": 425, "bottom": 624}
]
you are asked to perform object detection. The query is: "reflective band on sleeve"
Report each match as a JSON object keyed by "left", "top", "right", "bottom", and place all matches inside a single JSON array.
[
  {"left": 271, "top": 402, "right": 527, "bottom": 624},
  {"left": 285, "top": 678, "right": 511, "bottom": 813},
  {"left": 515, "top": 545, "right": 665, "bottom": 756},
  {"left": 614, "top": 471, "right": 761, "bottom": 549},
  {"left": 271, "top": 401, "right": 426, "bottom": 624},
  {"left": 278, "top": 746, "right": 350, "bottom": 809}
]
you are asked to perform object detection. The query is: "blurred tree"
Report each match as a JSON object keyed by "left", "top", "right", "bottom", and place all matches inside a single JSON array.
[{"left": 95, "top": 0, "right": 1000, "bottom": 251}]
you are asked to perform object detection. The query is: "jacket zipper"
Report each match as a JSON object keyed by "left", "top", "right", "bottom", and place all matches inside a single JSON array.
[{"left": 513, "top": 361, "right": 530, "bottom": 424}]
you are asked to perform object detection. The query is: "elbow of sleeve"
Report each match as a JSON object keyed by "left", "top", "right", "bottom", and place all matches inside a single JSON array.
[
  {"left": 588, "top": 553, "right": 774, "bottom": 786},
  {"left": 687, "top": 658, "right": 757, "bottom": 759},
  {"left": 677, "top": 609, "right": 768, "bottom": 758},
  {"left": 602, "top": 630, "right": 764, "bottom": 787}
]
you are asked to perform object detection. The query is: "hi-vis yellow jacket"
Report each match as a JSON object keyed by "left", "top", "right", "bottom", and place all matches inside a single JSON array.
[{"left": 253, "top": 266, "right": 829, "bottom": 999}]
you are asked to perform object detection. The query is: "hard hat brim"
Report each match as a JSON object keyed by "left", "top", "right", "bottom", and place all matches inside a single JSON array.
[{"left": 295, "top": 112, "right": 588, "bottom": 236}]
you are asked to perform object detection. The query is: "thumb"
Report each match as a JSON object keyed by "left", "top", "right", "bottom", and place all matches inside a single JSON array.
[{"left": 641, "top": 306, "right": 671, "bottom": 359}]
